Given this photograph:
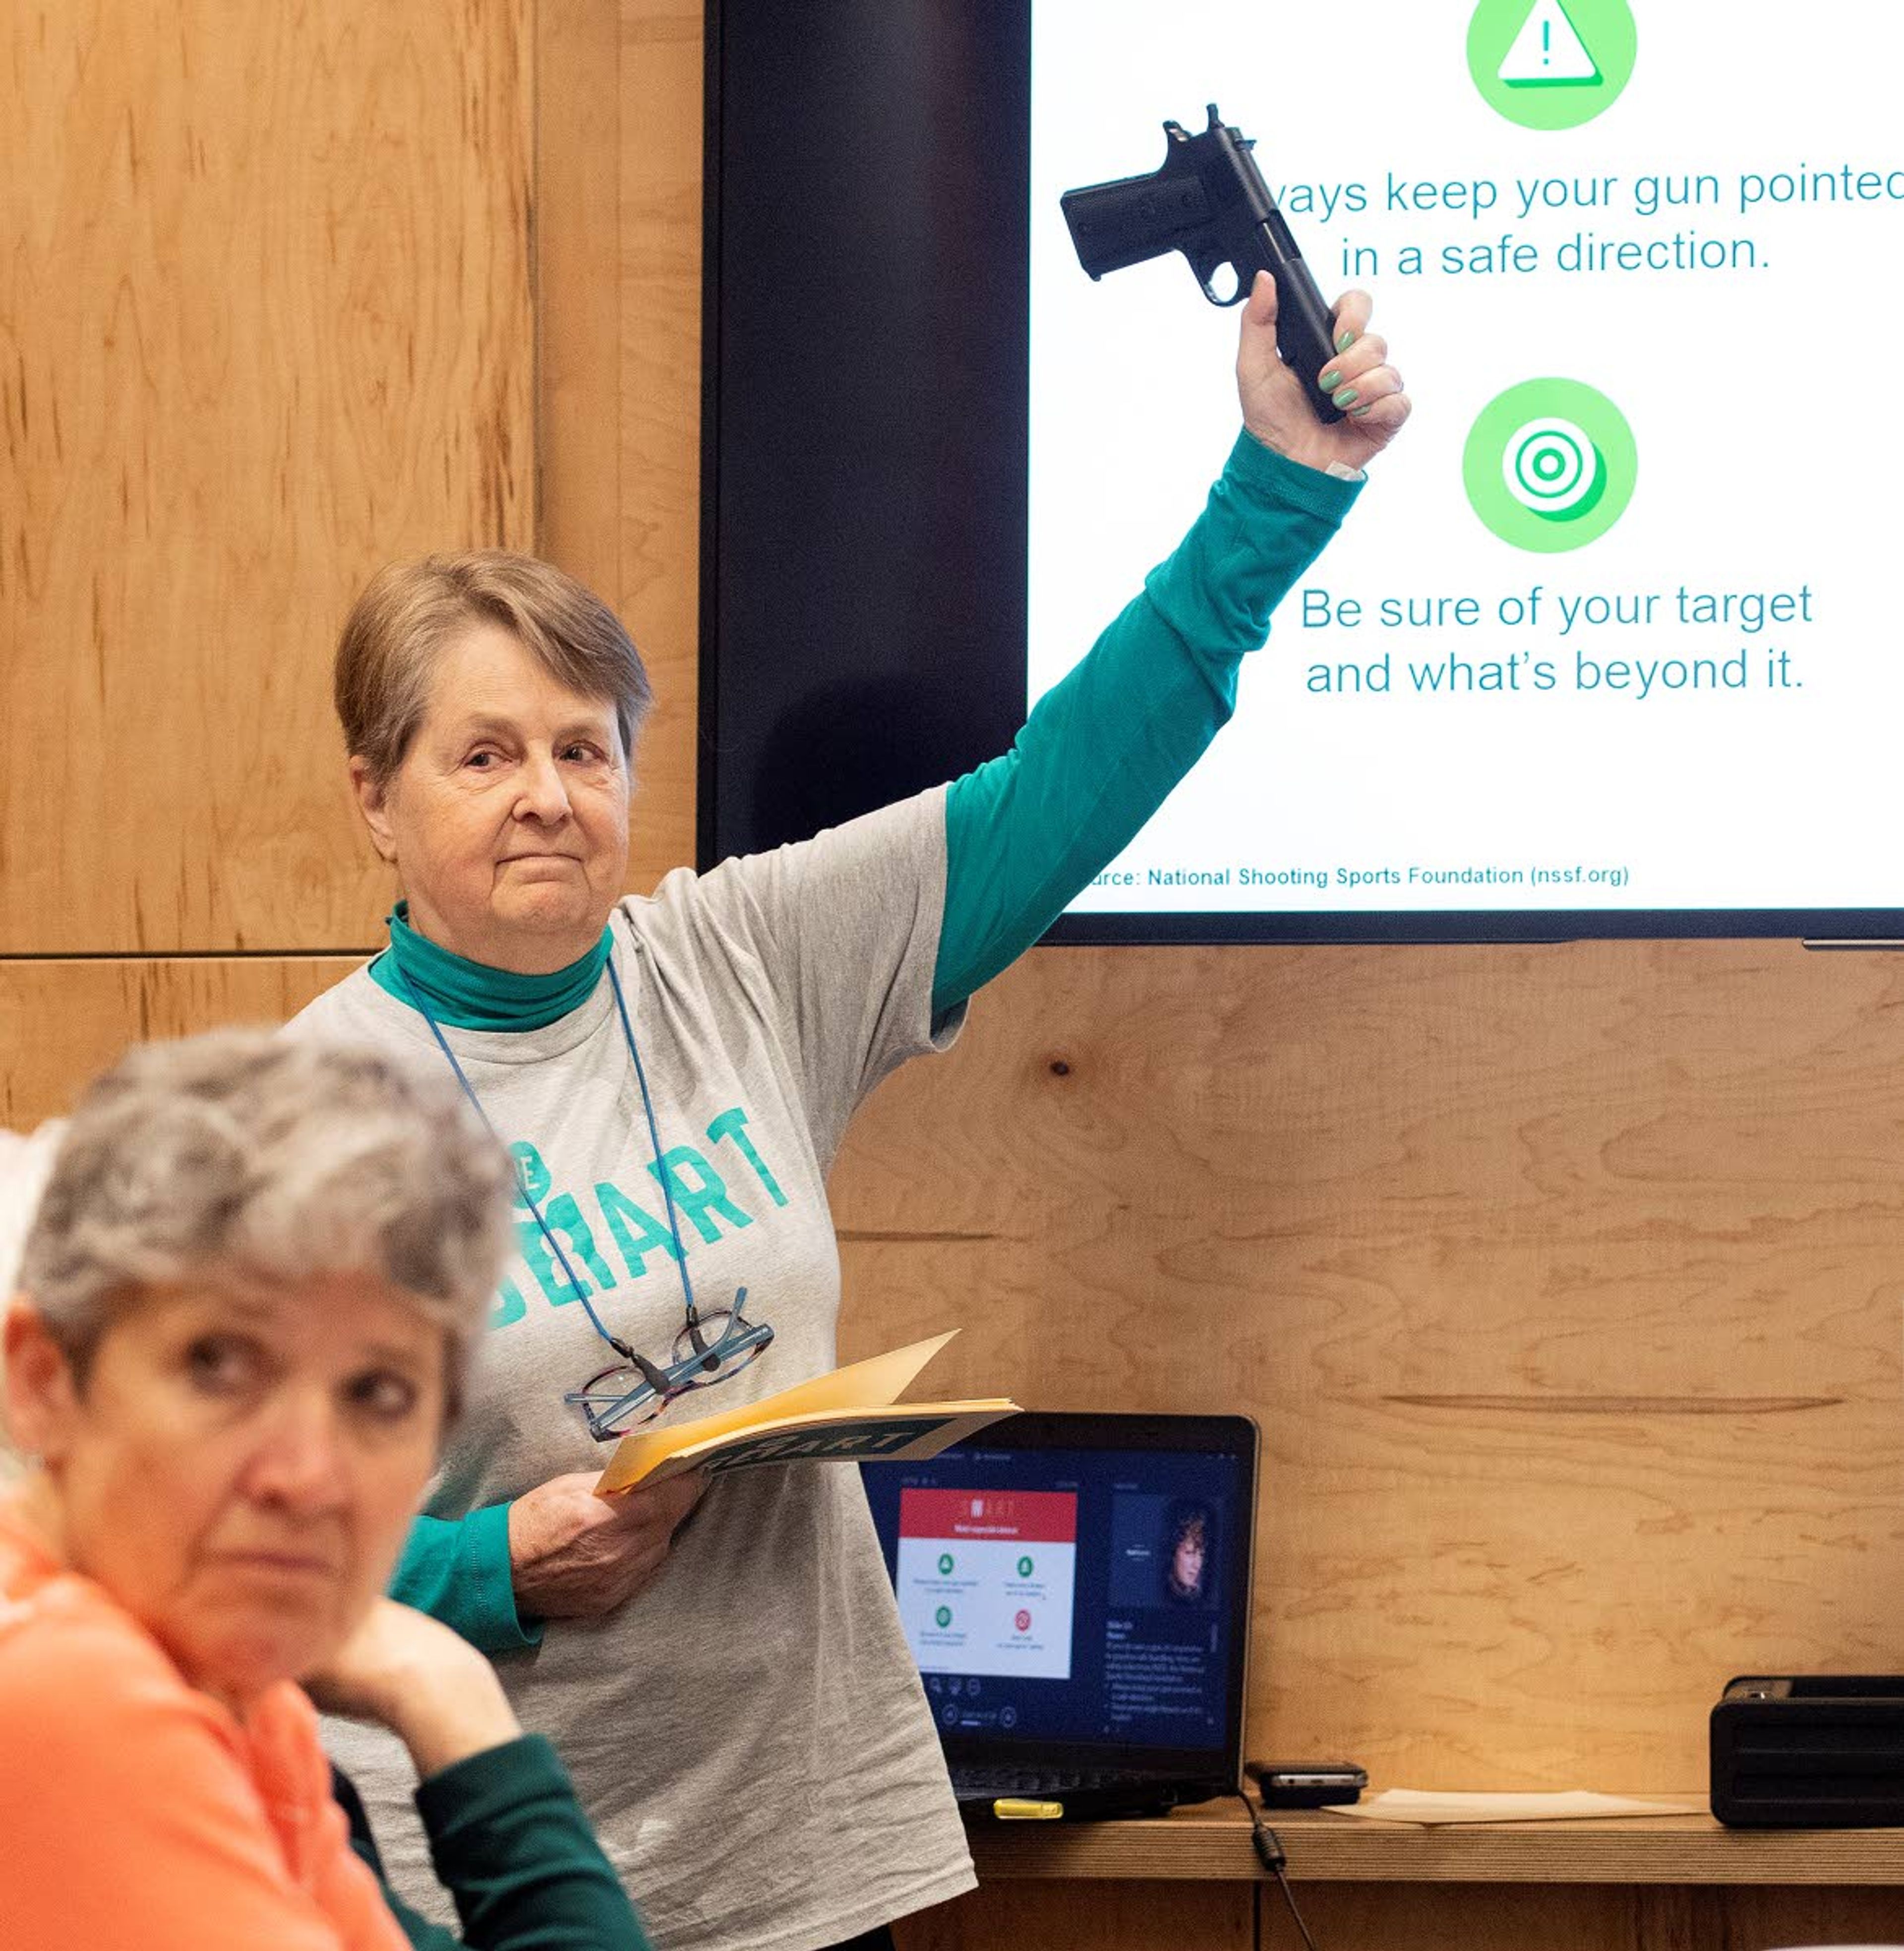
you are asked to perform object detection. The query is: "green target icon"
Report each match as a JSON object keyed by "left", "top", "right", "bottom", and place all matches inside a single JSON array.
[
  {"left": 1503, "top": 418, "right": 1602, "bottom": 519},
  {"left": 1464, "top": 378, "right": 1635, "bottom": 552}
]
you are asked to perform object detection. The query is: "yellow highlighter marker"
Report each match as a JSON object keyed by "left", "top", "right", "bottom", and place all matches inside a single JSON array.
[{"left": 992, "top": 1798, "right": 1064, "bottom": 1820}]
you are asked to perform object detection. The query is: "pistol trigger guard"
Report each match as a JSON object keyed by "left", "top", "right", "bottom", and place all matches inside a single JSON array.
[{"left": 1189, "top": 249, "right": 1248, "bottom": 308}]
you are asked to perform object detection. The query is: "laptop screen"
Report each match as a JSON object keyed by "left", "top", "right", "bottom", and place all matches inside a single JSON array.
[{"left": 863, "top": 1412, "right": 1256, "bottom": 1770}]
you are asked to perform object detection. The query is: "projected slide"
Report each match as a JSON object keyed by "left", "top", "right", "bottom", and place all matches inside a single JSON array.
[
  {"left": 1030, "top": 1, "right": 1903, "bottom": 917},
  {"left": 893, "top": 1487, "right": 1078, "bottom": 1679}
]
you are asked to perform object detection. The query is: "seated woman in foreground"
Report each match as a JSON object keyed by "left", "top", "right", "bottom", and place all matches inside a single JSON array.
[{"left": 0, "top": 1031, "right": 648, "bottom": 1951}]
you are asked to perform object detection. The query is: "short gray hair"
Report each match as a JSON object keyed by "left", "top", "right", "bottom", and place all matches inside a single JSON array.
[
  {"left": 18, "top": 1032, "right": 513, "bottom": 1417},
  {"left": 335, "top": 550, "right": 654, "bottom": 788}
]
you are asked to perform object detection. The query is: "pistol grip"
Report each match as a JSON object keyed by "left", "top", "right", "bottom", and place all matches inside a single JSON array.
[
  {"left": 1271, "top": 262, "right": 1348, "bottom": 425},
  {"left": 1193, "top": 249, "right": 1345, "bottom": 426},
  {"left": 1061, "top": 168, "right": 1212, "bottom": 281}
]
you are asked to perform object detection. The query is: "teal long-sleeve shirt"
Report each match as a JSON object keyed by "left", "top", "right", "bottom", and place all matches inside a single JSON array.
[
  {"left": 391, "top": 429, "right": 1361, "bottom": 1655},
  {"left": 932, "top": 430, "right": 1361, "bottom": 1009}
]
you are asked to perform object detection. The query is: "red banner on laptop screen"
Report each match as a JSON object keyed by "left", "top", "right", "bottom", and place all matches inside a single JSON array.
[{"left": 900, "top": 1487, "right": 1077, "bottom": 1544}]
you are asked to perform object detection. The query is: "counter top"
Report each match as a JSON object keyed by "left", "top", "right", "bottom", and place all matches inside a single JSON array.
[{"left": 968, "top": 1799, "right": 1904, "bottom": 1885}]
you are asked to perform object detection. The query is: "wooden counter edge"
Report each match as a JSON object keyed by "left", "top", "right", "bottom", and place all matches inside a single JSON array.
[{"left": 967, "top": 1801, "right": 1904, "bottom": 1885}]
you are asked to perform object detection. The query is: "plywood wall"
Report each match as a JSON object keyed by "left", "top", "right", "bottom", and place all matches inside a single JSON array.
[
  {"left": 0, "top": 961, "right": 357, "bottom": 1127},
  {"left": 536, "top": 0, "right": 701, "bottom": 888},
  {"left": 1, "top": 0, "right": 534, "bottom": 958},
  {"left": 8, "top": 0, "right": 1904, "bottom": 1859},
  {"left": 833, "top": 939, "right": 1904, "bottom": 1792}
]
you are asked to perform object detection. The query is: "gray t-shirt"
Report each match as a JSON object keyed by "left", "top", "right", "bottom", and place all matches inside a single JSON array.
[{"left": 290, "top": 788, "right": 975, "bottom": 1951}]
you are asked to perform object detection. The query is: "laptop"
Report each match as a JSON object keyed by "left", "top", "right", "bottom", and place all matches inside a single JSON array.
[{"left": 863, "top": 1410, "right": 1256, "bottom": 1821}]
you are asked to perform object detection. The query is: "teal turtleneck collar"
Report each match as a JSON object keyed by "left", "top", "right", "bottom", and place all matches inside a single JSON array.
[{"left": 369, "top": 904, "right": 614, "bottom": 1031}]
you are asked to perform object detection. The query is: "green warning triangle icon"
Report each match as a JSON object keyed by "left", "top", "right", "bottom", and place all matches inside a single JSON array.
[{"left": 1498, "top": 0, "right": 1602, "bottom": 87}]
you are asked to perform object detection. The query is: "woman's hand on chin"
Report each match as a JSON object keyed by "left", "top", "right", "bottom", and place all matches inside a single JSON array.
[
  {"left": 306, "top": 1598, "right": 521, "bottom": 1779},
  {"left": 507, "top": 1468, "right": 708, "bottom": 1619}
]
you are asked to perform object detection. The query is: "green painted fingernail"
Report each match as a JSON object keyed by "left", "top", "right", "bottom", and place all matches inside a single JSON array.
[
  {"left": 1320, "top": 368, "right": 1342, "bottom": 390},
  {"left": 1333, "top": 387, "right": 1359, "bottom": 408},
  {"left": 1336, "top": 331, "right": 1356, "bottom": 353},
  {"left": 1350, "top": 404, "right": 1372, "bottom": 417}
]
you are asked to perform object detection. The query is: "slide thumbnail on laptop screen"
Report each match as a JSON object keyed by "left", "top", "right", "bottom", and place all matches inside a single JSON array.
[{"left": 865, "top": 1443, "right": 1240, "bottom": 1750}]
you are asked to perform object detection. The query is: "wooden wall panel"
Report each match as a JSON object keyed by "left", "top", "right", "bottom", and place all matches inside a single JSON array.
[
  {"left": 0, "top": 959, "right": 357, "bottom": 1128},
  {"left": 537, "top": 0, "right": 699, "bottom": 890},
  {"left": 899, "top": 1882, "right": 1251, "bottom": 1951},
  {"left": 536, "top": 0, "right": 622, "bottom": 621},
  {"left": 832, "top": 940, "right": 1904, "bottom": 1794},
  {"left": 610, "top": 0, "right": 702, "bottom": 886},
  {"left": 907, "top": 1878, "right": 1904, "bottom": 1951},
  {"left": 0, "top": 1, "right": 533, "bottom": 954},
  {"left": 906, "top": 1877, "right": 1904, "bottom": 1951}
]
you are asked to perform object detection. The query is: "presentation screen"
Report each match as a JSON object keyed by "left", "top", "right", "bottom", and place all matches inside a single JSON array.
[
  {"left": 1030, "top": 0, "right": 1902, "bottom": 936},
  {"left": 699, "top": 0, "right": 1904, "bottom": 942}
]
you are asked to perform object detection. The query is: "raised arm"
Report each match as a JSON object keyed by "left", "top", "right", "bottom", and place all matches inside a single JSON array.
[{"left": 933, "top": 276, "right": 1409, "bottom": 1011}]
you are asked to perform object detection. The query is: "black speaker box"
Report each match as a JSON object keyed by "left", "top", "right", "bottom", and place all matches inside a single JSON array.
[{"left": 1711, "top": 1676, "right": 1904, "bottom": 1827}]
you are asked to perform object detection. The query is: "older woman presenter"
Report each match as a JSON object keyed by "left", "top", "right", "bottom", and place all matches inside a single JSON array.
[
  {"left": 291, "top": 274, "right": 1409, "bottom": 1951},
  {"left": 0, "top": 1033, "right": 647, "bottom": 1951}
]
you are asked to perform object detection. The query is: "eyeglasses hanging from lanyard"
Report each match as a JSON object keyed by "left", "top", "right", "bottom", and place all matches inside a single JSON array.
[{"left": 403, "top": 953, "right": 774, "bottom": 1440}]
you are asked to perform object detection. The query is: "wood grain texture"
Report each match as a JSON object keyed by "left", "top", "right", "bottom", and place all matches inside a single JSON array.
[
  {"left": 1265, "top": 1884, "right": 1904, "bottom": 1951},
  {"left": 538, "top": 0, "right": 698, "bottom": 890},
  {"left": 536, "top": 0, "right": 621, "bottom": 610},
  {"left": 832, "top": 939, "right": 1904, "bottom": 1794},
  {"left": 903, "top": 1875, "right": 1904, "bottom": 1951},
  {"left": 616, "top": 0, "right": 701, "bottom": 884},
  {"left": 897, "top": 1882, "right": 1251, "bottom": 1951},
  {"left": 0, "top": 958, "right": 357, "bottom": 1127},
  {"left": 0, "top": 1, "right": 533, "bottom": 953}
]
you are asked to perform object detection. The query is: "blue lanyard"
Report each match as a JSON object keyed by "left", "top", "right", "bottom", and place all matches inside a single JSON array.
[{"left": 398, "top": 948, "right": 707, "bottom": 1383}]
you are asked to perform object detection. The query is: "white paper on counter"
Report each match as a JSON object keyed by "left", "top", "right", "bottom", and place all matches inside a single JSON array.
[{"left": 1329, "top": 1789, "right": 1707, "bottom": 1826}]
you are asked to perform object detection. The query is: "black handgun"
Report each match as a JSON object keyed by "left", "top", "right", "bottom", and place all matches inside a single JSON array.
[{"left": 1060, "top": 105, "right": 1345, "bottom": 425}]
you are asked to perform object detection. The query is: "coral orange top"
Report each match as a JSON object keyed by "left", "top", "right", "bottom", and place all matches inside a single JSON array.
[{"left": 0, "top": 1490, "right": 409, "bottom": 1951}]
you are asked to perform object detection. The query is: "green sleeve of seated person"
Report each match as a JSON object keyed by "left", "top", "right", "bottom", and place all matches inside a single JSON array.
[{"left": 337, "top": 1735, "right": 648, "bottom": 1951}]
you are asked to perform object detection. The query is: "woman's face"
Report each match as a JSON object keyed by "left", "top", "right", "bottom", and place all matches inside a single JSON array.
[
  {"left": 5, "top": 1271, "right": 445, "bottom": 1714},
  {"left": 353, "top": 622, "right": 632, "bottom": 973},
  {"left": 1172, "top": 1529, "right": 1205, "bottom": 1595}
]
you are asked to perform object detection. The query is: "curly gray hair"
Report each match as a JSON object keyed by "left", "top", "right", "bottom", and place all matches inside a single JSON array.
[{"left": 17, "top": 1031, "right": 513, "bottom": 1418}]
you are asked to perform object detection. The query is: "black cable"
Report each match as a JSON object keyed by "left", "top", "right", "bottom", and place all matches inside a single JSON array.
[{"left": 1235, "top": 1791, "right": 1321, "bottom": 1951}]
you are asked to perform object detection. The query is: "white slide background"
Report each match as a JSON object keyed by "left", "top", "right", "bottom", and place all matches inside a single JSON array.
[{"left": 1030, "top": 0, "right": 1904, "bottom": 916}]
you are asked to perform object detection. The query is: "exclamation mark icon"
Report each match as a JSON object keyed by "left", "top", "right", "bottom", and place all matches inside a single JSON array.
[{"left": 1498, "top": 0, "right": 1601, "bottom": 86}]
